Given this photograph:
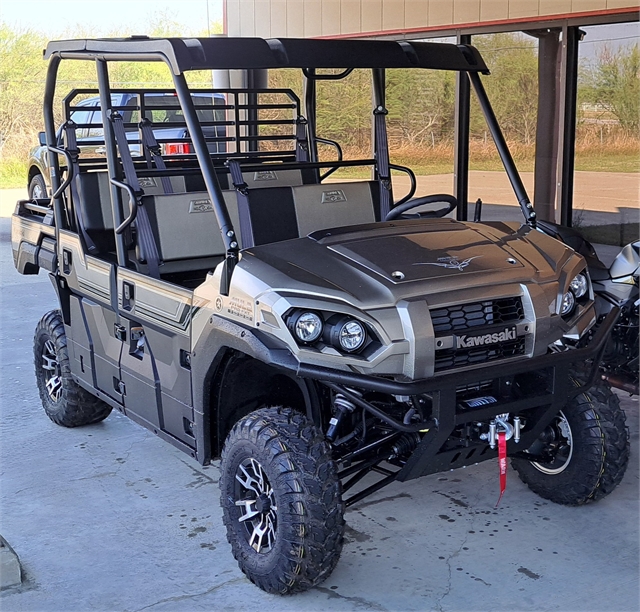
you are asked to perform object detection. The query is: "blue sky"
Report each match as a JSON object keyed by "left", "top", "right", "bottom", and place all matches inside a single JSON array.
[
  {"left": 1, "top": 0, "right": 636, "bottom": 59},
  {"left": 1, "top": 0, "right": 224, "bottom": 37}
]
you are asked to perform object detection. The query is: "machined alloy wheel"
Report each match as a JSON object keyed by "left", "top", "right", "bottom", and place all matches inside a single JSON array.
[
  {"left": 530, "top": 411, "right": 573, "bottom": 475},
  {"left": 28, "top": 174, "right": 47, "bottom": 200},
  {"left": 41, "top": 339, "right": 63, "bottom": 402},
  {"left": 234, "top": 457, "right": 278, "bottom": 553}
]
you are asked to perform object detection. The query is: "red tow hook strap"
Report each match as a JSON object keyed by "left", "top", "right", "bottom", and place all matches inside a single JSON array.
[{"left": 495, "top": 431, "right": 507, "bottom": 508}]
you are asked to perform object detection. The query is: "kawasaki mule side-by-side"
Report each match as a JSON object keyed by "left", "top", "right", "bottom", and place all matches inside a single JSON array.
[{"left": 12, "top": 37, "right": 628, "bottom": 594}]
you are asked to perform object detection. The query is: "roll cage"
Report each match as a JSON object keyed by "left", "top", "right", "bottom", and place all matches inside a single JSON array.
[{"left": 42, "top": 36, "right": 536, "bottom": 295}]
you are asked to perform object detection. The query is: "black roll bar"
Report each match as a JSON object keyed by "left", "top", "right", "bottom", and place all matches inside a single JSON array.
[
  {"left": 95, "top": 59, "right": 129, "bottom": 269},
  {"left": 303, "top": 69, "right": 319, "bottom": 164},
  {"left": 172, "top": 73, "right": 238, "bottom": 295},
  {"left": 468, "top": 71, "right": 537, "bottom": 227},
  {"left": 43, "top": 55, "right": 65, "bottom": 241}
]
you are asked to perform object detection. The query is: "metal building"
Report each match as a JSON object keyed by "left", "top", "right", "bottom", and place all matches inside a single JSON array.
[{"left": 223, "top": 0, "right": 639, "bottom": 225}]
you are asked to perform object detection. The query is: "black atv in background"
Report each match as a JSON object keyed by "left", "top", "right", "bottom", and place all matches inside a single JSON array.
[{"left": 537, "top": 221, "right": 639, "bottom": 395}]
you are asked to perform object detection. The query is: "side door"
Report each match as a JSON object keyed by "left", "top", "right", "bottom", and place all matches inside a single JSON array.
[
  {"left": 117, "top": 268, "right": 196, "bottom": 449},
  {"left": 57, "top": 232, "right": 123, "bottom": 404}
]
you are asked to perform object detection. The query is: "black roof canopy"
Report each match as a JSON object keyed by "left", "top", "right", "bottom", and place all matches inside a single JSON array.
[{"left": 44, "top": 36, "right": 489, "bottom": 74}]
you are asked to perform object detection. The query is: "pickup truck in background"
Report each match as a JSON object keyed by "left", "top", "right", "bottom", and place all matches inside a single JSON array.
[{"left": 27, "top": 90, "right": 226, "bottom": 199}]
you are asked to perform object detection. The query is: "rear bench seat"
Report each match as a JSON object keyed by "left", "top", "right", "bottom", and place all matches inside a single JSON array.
[
  {"left": 75, "top": 170, "right": 379, "bottom": 278},
  {"left": 76, "top": 171, "right": 186, "bottom": 253},
  {"left": 75, "top": 165, "right": 314, "bottom": 253}
]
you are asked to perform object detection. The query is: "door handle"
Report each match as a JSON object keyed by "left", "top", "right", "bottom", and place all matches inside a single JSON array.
[{"left": 122, "top": 281, "right": 135, "bottom": 310}]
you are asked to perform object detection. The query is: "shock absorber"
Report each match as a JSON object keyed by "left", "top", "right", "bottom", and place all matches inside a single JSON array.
[{"left": 327, "top": 391, "right": 359, "bottom": 442}]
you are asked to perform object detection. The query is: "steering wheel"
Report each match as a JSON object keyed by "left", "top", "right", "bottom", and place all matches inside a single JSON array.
[{"left": 386, "top": 194, "right": 458, "bottom": 221}]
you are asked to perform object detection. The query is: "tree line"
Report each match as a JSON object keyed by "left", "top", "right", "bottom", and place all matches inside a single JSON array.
[{"left": 1, "top": 25, "right": 637, "bottom": 180}]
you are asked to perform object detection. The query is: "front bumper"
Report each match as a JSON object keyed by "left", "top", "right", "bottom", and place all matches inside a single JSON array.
[{"left": 291, "top": 307, "right": 619, "bottom": 482}]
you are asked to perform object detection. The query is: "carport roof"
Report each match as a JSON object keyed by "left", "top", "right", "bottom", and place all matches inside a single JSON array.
[{"left": 44, "top": 36, "right": 489, "bottom": 74}]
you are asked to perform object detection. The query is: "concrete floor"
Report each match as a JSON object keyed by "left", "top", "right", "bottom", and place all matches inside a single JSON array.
[{"left": 0, "top": 216, "right": 638, "bottom": 612}]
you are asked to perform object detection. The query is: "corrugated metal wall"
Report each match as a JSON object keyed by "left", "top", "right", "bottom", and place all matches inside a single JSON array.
[{"left": 225, "top": 0, "right": 639, "bottom": 38}]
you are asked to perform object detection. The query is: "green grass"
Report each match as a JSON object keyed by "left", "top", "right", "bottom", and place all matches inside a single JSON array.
[
  {"left": 574, "top": 152, "right": 640, "bottom": 173},
  {"left": 0, "top": 158, "right": 28, "bottom": 189},
  {"left": 0, "top": 148, "right": 637, "bottom": 191}
]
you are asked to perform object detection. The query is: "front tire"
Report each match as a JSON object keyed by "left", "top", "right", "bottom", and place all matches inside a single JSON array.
[
  {"left": 512, "top": 380, "right": 629, "bottom": 505},
  {"left": 220, "top": 406, "right": 344, "bottom": 594},
  {"left": 34, "top": 310, "right": 112, "bottom": 427}
]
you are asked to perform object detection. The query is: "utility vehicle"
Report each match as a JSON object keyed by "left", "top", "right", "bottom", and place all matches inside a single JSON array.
[{"left": 12, "top": 36, "right": 628, "bottom": 594}]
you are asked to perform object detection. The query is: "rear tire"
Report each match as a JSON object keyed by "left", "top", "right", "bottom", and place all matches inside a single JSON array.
[
  {"left": 220, "top": 406, "right": 344, "bottom": 594},
  {"left": 34, "top": 310, "right": 112, "bottom": 427},
  {"left": 512, "top": 380, "right": 629, "bottom": 505}
]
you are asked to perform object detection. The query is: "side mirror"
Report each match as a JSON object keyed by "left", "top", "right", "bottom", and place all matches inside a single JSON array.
[{"left": 38, "top": 132, "right": 46, "bottom": 146}]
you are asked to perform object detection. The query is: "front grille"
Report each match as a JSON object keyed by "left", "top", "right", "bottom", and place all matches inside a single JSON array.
[
  {"left": 431, "top": 297, "right": 524, "bottom": 335},
  {"left": 431, "top": 297, "right": 527, "bottom": 372},
  {"left": 435, "top": 337, "right": 526, "bottom": 372}
]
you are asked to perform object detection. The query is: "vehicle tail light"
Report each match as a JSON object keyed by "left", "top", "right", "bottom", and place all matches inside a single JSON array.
[{"left": 162, "top": 142, "right": 192, "bottom": 155}]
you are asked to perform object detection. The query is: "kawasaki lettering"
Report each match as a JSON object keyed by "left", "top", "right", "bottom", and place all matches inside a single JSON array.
[{"left": 457, "top": 327, "right": 517, "bottom": 348}]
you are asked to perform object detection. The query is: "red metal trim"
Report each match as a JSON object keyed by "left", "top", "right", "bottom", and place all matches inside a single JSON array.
[{"left": 316, "top": 6, "right": 639, "bottom": 40}]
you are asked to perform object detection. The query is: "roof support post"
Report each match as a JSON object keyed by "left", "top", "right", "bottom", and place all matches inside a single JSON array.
[
  {"left": 172, "top": 72, "right": 238, "bottom": 293},
  {"left": 469, "top": 71, "right": 536, "bottom": 226},
  {"left": 533, "top": 29, "right": 561, "bottom": 223},
  {"left": 454, "top": 34, "right": 471, "bottom": 222},
  {"left": 371, "top": 68, "right": 385, "bottom": 181}
]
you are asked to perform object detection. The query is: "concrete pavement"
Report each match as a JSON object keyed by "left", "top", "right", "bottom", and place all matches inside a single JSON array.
[
  {"left": 388, "top": 171, "right": 639, "bottom": 227},
  {"left": 0, "top": 216, "right": 638, "bottom": 612},
  {"left": 2, "top": 169, "right": 639, "bottom": 224}
]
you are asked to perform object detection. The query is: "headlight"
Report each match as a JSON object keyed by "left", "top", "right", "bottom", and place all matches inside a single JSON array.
[
  {"left": 338, "top": 320, "right": 366, "bottom": 352},
  {"left": 292, "top": 311, "right": 323, "bottom": 343},
  {"left": 570, "top": 273, "right": 588, "bottom": 298},
  {"left": 323, "top": 315, "right": 367, "bottom": 353},
  {"left": 561, "top": 290, "right": 576, "bottom": 316}
]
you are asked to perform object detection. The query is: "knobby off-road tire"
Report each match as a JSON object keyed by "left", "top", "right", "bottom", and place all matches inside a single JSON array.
[
  {"left": 34, "top": 310, "right": 112, "bottom": 427},
  {"left": 512, "top": 379, "right": 629, "bottom": 506},
  {"left": 220, "top": 406, "right": 345, "bottom": 594}
]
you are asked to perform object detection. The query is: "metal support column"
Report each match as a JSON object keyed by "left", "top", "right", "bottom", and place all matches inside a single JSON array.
[
  {"left": 557, "top": 26, "right": 582, "bottom": 227},
  {"left": 454, "top": 34, "right": 471, "bottom": 221},
  {"left": 372, "top": 68, "right": 385, "bottom": 182},
  {"left": 533, "top": 29, "right": 561, "bottom": 223}
]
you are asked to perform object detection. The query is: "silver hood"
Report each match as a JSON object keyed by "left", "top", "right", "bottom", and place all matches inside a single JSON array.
[{"left": 239, "top": 219, "right": 579, "bottom": 308}]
